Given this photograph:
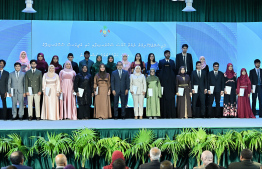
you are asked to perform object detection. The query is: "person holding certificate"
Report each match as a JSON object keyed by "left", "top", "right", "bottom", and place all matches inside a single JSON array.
[
  {"left": 176, "top": 66, "right": 192, "bottom": 119},
  {"left": 74, "top": 65, "right": 93, "bottom": 120},
  {"left": 41, "top": 65, "right": 60, "bottom": 120},
  {"left": 130, "top": 66, "right": 146, "bottom": 119},
  {"left": 237, "top": 68, "right": 255, "bottom": 118},
  {"left": 223, "top": 63, "right": 237, "bottom": 117},
  {"left": 94, "top": 63, "right": 111, "bottom": 120},
  {"left": 207, "top": 62, "right": 224, "bottom": 118}
]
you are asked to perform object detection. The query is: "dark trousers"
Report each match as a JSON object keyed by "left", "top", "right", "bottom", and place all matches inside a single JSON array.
[
  {"left": 114, "top": 92, "right": 126, "bottom": 117},
  {"left": 0, "top": 93, "right": 7, "bottom": 119},
  {"left": 192, "top": 92, "right": 205, "bottom": 118},
  {"left": 78, "top": 105, "right": 90, "bottom": 119},
  {"left": 207, "top": 92, "right": 221, "bottom": 118},
  {"left": 252, "top": 85, "right": 262, "bottom": 117}
]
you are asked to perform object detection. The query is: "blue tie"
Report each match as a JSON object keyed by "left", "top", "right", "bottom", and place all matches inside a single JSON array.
[
  {"left": 258, "top": 69, "right": 261, "bottom": 85},
  {"left": 0, "top": 71, "right": 2, "bottom": 79}
]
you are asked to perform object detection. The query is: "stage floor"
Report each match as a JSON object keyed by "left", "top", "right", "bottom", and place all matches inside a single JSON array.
[{"left": 1, "top": 116, "right": 262, "bottom": 130}]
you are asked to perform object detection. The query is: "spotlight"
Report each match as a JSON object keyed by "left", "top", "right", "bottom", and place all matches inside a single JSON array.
[
  {"left": 182, "top": 0, "right": 196, "bottom": 12},
  {"left": 22, "top": 0, "right": 37, "bottom": 13}
]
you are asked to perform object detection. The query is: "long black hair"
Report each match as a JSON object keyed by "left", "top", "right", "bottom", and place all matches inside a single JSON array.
[
  {"left": 147, "top": 53, "right": 155, "bottom": 70},
  {"left": 134, "top": 53, "right": 144, "bottom": 70}
]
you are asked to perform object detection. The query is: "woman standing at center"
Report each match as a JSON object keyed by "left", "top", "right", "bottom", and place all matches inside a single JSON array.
[
  {"left": 59, "top": 61, "right": 77, "bottom": 120},
  {"left": 131, "top": 53, "right": 146, "bottom": 74},
  {"left": 94, "top": 63, "right": 111, "bottom": 120},
  {"left": 130, "top": 66, "right": 146, "bottom": 119}
]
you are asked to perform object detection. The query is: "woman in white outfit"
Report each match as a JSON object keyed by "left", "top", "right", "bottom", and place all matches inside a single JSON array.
[{"left": 130, "top": 66, "right": 147, "bottom": 119}]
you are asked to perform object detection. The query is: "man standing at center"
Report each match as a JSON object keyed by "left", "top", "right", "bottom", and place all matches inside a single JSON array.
[{"left": 176, "top": 44, "right": 193, "bottom": 76}]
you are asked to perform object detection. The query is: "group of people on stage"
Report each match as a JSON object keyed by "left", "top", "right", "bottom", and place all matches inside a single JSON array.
[{"left": 0, "top": 44, "right": 261, "bottom": 120}]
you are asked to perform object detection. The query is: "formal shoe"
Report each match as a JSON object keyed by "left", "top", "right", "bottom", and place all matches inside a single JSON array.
[
  {"left": 122, "top": 117, "right": 125, "bottom": 120},
  {"left": 149, "top": 117, "right": 152, "bottom": 120},
  {"left": 154, "top": 117, "right": 157, "bottom": 119},
  {"left": 28, "top": 117, "right": 33, "bottom": 121},
  {"left": 114, "top": 118, "right": 118, "bottom": 120},
  {"left": 11, "top": 117, "right": 16, "bottom": 121},
  {"left": 19, "top": 118, "right": 23, "bottom": 121},
  {"left": 36, "top": 117, "right": 40, "bottom": 121}
]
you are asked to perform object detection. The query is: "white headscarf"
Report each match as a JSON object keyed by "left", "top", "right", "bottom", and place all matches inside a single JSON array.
[
  {"left": 134, "top": 65, "right": 141, "bottom": 76},
  {"left": 47, "top": 65, "right": 56, "bottom": 77}
]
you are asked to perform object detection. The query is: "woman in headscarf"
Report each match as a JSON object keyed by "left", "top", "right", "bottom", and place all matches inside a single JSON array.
[
  {"left": 146, "top": 68, "right": 162, "bottom": 119},
  {"left": 145, "top": 53, "right": 158, "bottom": 76},
  {"left": 50, "top": 55, "right": 62, "bottom": 74},
  {"left": 17, "top": 51, "right": 30, "bottom": 72},
  {"left": 59, "top": 61, "right": 77, "bottom": 120},
  {"left": 94, "top": 63, "right": 111, "bottom": 119},
  {"left": 122, "top": 53, "right": 131, "bottom": 108},
  {"left": 199, "top": 56, "right": 209, "bottom": 75},
  {"left": 92, "top": 55, "right": 103, "bottom": 77},
  {"left": 176, "top": 66, "right": 192, "bottom": 119},
  {"left": 223, "top": 63, "right": 237, "bottom": 117},
  {"left": 131, "top": 53, "right": 146, "bottom": 74},
  {"left": 36, "top": 52, "right": 49, "bottom": 75},
  {"left": 41, "top": 65, "right": 60, "bottom": 120},
  {"left": 237, "top": 68, "right": 255, "bottom": 118},
  {"left": 130, "top": 66, "right": 146, "bottom": 119},
  {"left": 74, "top": 65, "right": 93, "bottom": 120},
  {"left": 103, "top": 150, "right": 130, "bottom": 169}
]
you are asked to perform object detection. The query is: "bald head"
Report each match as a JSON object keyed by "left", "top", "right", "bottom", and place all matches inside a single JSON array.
[
  {"left": 10, "top": 151, "right": 24, "bottom": 165},
  {"left": 160, "top": 160, "right": 173, "bottom": 169},
  {"left": 201, "top": 151, "right": 213, "bottom": 166},
  {"left": 55, "top": 154, "right": 67, "bottom": 167},
  {"left": 150, "top": 147, "right": 161, "bottom": 161}
]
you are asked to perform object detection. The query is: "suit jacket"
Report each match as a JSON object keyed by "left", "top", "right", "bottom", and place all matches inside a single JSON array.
[
  {"left": 111, "top": 69, "right": 130, "bottom": 94},
  {"left": 0, "top": 70, "right": 9, "bottom": 94},
  {"left": 193, "top": 164, "right": 225, "bottom": 169},
  {"left": 191, "top": 70, "right": 207, "bottom": 92},
  {"left": 1, "top": 164, "right": 32, "bottom": 169},
  {"left": 8, "top": 71, "right": 25, "bottom": 94},
  {"left": 175, "top": 53, "right": 193, "bottom": 75},
  {"left": 208, "top": 70, "right": 225, "bottom": 93},
  {"left": 25, "top": 69, "right": 42, "bottom": 94},
  {"left": 228, "top": 160, "right": 261, "bottom": 169},
  {"left": 158, "top": 59, "right": 176, "bottom": 75},
  {"left": 249, "top": 68, "right": 262, "bottom": 89},
  {"left": 139, "top": 160, "right": 160, "bottom": 169}
]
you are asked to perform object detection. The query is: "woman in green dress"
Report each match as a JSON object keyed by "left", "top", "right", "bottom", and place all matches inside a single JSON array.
[
  {"left": 146, "top": 68, "right": 162, "bottom": 119},
  {"left": 92, "top": 55, "right": 103, "bottom": 77}
]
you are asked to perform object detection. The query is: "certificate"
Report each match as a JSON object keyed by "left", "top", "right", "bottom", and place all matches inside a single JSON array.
[
  {"left": 148, "top": 88, "right": 153, "bottom": 97},
  {"left": 28, "top": 87, "right": 33, "bottom": 95},
  {"left": 78, "top": 88, "right": 84, "bottom": 97},
  {"left": 96, "top": 87, "right": 99, "bottom": 95},
  {"left": 132, "top": 86, "right": 138, "bottom": 94},
  {"left": 252, "top": 85, "right": 256, "bottom": 93},
  {"left": 178, "top": 87, "right": 184, "bottom": 96},
  {"left": 11, "top": 88, "right": 14, "bottom": 96},
  {"left": 194, "top": 85, "right": 198, "bottom": 93},
  {"left": 225, "top": 86, "right": 231, "bottom": 95},
  {"left": 45, "top": 87, "right": 50, "bottom": 96},
  {"left": 239, "top": 88, "right": 245, "bottom": 96},
  {"left": 209, "top": 86, "right": 215, "bottom": 94},
  {"left": 59, "top": 93, "right": 63, "bottom": 100},
  {"left": 161, "top": 87, "right": 164, "bottom": 95}
]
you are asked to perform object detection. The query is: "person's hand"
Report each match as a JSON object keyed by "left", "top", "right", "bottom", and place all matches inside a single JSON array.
[
  {"left": 9, "top": 94, "right": 12, "bottom": 97},
  {"left": 190, "top": 92, "right": 192, "bottom": 97},
  {"left": 221, "top": 91, "right": 224, "bottom": 95},
  {"left": 176, "top": 93, "right": 180, "bottom": 96},
  {"left": 125, "top": 90, "right": 128, "bottom": 95},
  {"left": 204, "top": 89, "right": 207, "bottom": 94},
  {"left": 131, "top": 91, "right": 134, "bottom": 94},
  {"left": 23, "top": 93, "right": 26, "bottom": 97},
  {"left": 38, "top": 92, "right": 41, "bottom": 96},
  {"left": 92, "top": 93, "right": 94, "bottom": 97},
  {"left": 142, "top": 92, "right": 146, "bottom": 95},
  {"left": 94, "top": 91, "right": 97, "bottom": 95},
  {"left": 4, "top": 92, "right": 7, "bottom": 98},
  {"left": 43, "top": 91, "right": 46, "bottom": 96},
  {"left": 251, "top": 90, "right": 253, "bottom": 93},
  {"left": 108, "top": 90, "right": 110, "bottom": 95},
  {"left": 26, "top": 92, "right": 30, "bottom": 96},
  {"left": 56, "top": 93, "right": 60, "bottom": 97},
  {"left": 192, "top": 89, "right": 195, "bottom": 94},
  {"left": 238, "top": 94, "right": 240, "bottom": 96},
  {"left": 112, "top": 90, "right": 116, "bottom": 96},
  {"left": 248, "top": 94, "right": 250, "bottom": 97},
  {"left": 208, "top": 91, "right": 211, "bottom": 95},
  {"left": 224, "top": 91, "right": 227, "bottom": 95},
  {"left": 76, "top": 92, "right": 80, "bottom": 96}
]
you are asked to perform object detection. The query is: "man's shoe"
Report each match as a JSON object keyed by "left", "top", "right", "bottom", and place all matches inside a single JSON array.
[{"left": 28, "top": 117, "right": 33, "bottom": 121}]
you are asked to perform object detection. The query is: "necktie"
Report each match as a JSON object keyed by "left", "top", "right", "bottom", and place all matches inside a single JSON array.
[
  {"left": 16, "top": 72, "right": 18, "bottom": 79},
  {"left": 215, "top": 71, "right": 217, "bottom": 77},
  {"left": 198, "top": 71, "right": 200, "bottom": 78},
  {"left": 33, "top": 70, "right": 35, "bottom": 74},
  {"left": 0, "top": 71, "right": 2, "bottom": 79},
  {"left": 258, "top": 69, "right": 261, "bottom": 85},
  {"left": 183, "top": 55, "right": 185, "bottom": 63},
  {"left": 119, "top": 70, "right": 122, "bottom": 78}
]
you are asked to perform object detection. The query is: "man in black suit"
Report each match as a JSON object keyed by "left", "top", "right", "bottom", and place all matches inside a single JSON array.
[
  {"left": 207, "top": 62, "right": 224, "bottom": 118},
  {"left": 0, "top": 60, "right": 9, "bottom": 120},
  {"left": 249, "top": 59, "right": 262, "bottom": 117},
  {"left": 176, "top": 44, "right": 193, "bottom": 76},
  {"left": 1, "top": 151, "right": 32, "bottom": 169},
  {"left": 191, "top": 61, "right": 207, "bottom": 118},
  {"left": 158, "top": 50, "right": 176, "bottom": 118},
  {"left": 111, "top": 61, "right": 130, "bottom": 120},
  {"left": 139, "top": 147, "right": 161, "bottom": 169}
]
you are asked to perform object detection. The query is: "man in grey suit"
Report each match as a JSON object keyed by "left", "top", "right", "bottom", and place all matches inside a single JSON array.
[
  {"left": 8, "top": 62, "right": 26, "bottom": 120},
  {"left": 25, "top": 60, "right": 42, "bottom": 121},
  {"left": 111, "top": 61, "right": 130, "bottom": 120}
]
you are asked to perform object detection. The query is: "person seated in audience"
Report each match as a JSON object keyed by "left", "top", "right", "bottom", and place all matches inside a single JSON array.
[
  {"left": 193, "top": 151, "right": 225, "bottom": 169},
  {"left": 139, "top": 147, "right": 161, "bottom": 169},
  {"left": 160, "top": 160, "right": 177, "bottom": 169},
  {"left": 64, "top": 164, "right": 75, "bottom": 169},
  {"left": 55, "top": 154, "right": 67, "bottom": 169},
  {"left": 112, "top": 159, "right": 126, "bottom": 169},
  {"left": 103, "top": 150, "right": 130, "bottom": 169},
  {"left": 1, "top": 151, "right": 32, "bottom": 169},
  {"left": 205, "top": 163, "right": 219, "bottom": 169},
  {"left": 228, "top": 149, "right": 261, "bottom": 169}
]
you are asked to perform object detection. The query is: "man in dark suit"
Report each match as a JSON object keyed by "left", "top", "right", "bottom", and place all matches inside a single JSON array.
[
  {"left": 139, "top": 147, "right": 161, "bottom": 169},
  {"left": 1, "top": 151, "right": 32, "bottom": 169},
  {"left": 228, "top": 149, "right": 261, "bottom": 169},
  {"left": 0, "top": 59, "right": 9, "bottom": 120},
  {"left": 191, "top": 61, "right": 207, "bottom": 118},
  {"left": 249, "top": 59, "right": 262, "bottom": 117},
  {"left": 176, "top": 44, "right": 193, "bottom": 76},
  {"left": 111, "top": 61, "right": 130, "bottom": 120},
  {"left": 207, "top": 62, "right": 224, "bottom": 118}
]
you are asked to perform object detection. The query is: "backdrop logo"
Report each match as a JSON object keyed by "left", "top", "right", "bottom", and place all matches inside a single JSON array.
[{"left": 100, "top": 26, "right": 110, "bottom": 37}]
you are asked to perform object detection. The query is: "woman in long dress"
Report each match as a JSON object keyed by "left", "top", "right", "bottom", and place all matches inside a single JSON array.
[
  {"left": 146, "top": 68, "right": 161, "bottom": 119},
  {"left": 74, "top": 65, "right": 93, "bottom": 120},
  {"left": 94, "top": 63, "right": 111, "bottom": 119},
  {"left": 50, "top": 55, "right": 62, "bottom": 74},
  {"left": 223, "top": 63, "right": 237, "bottom": 117},
  {"left": 130, "top": 66, "right": 146, "bottom": 119},
  {"left": 59, "top": 61, "right": 77, "bottom": 120},
  {"left": 41, "top": 65, "right": 60, "bottom": 120},
  {"left": 237, "top": 68, "right": 255, "bottom": 118},
  {"left": 176, "top": 66, "right": 192, "bottom": 119}
]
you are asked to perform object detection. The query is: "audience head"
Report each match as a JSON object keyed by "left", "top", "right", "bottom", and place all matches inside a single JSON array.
[
  {"left": 240, "top": 149, "right": 253, "bottom": 161},
  {"left": 10, "top": 151, "right": 24, "bottom": 165},
  {"left": 213, "top": 62, "right": 219, "bottom": 71},
  {"left": 67, "top": 53, "right": 74, "bottom": 61},
  {"left": 117, "top": 61, "right": 123, "bottom": 70},
  {"left": 64, "top": 164, "right": 75, "bottom": 169},
  {"left": 164, "top": 50, "right": 170, "bottom": 59},
  {"left": 196, "top": 61, "right": 201, "bottom": 70},
  {"left": 205, "top": 163, "right": 219, "bottom": 169},
  {"left": 6, "top": 166, "right": 17, "bottom": 169},
  {"left": 201, "top": 150, "right": 213, "bottom": 166},
  {"left": 14, "top": 62, "right": 22, "bottom": 71},
  {"left": 149, "top": 147, "right": 161, "bottom": 161},
  {"left": 55, "top": 154, "right": 67, "bottom": 168},
  {"left": 160, "top": 160, "right": 173, "bottom": 169},
  {"left": 182, "top": 44, "right": 188, "bottom": 53},
  {"left": 254, "top": 59, "right": 261, "bottom": 68},
  {"left": 30, "top": 59, "right": 37, "bottom": 69},
  {"left": 0, "top": 59, "right": 6, "bottom": 69},
  {"left": 84, "top": 51, "right": 90, "bottom": 60},
  {"left": 112, "top": 158, "right": 126, "bottom": 169}
]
